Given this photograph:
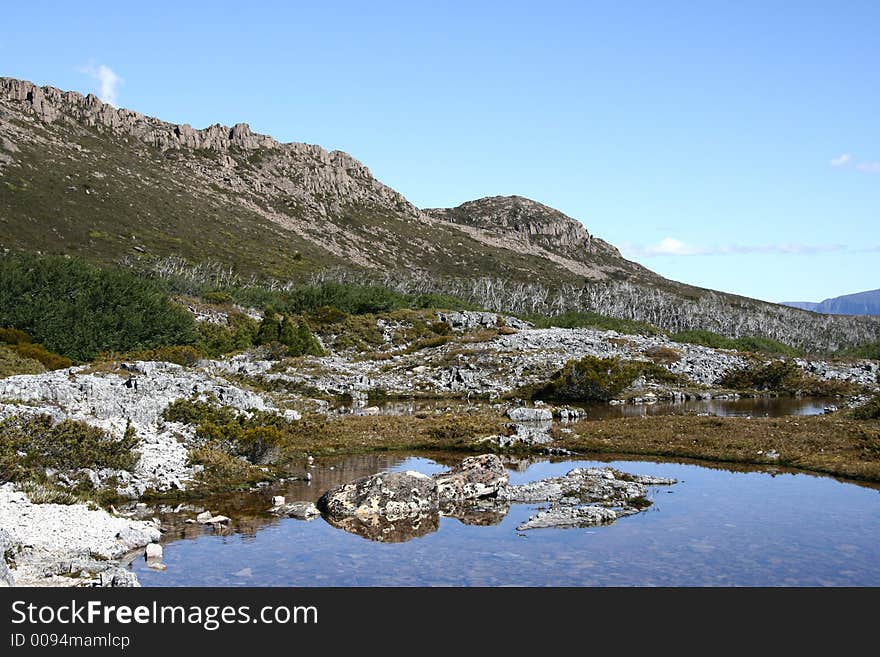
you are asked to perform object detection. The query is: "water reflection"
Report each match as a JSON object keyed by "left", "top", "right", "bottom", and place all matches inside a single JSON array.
[
  {"left": 129, "top": 452, "right": 880, "bottom": 587},
  {"left": 348, "top": 395, "right": 838, "bottom": 420}
]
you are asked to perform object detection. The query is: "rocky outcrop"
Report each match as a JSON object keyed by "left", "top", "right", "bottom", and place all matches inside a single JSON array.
[
  {"left": 0, "top": 361, "right": 295, "bottom": 496},
  {"left": 424, "top": 195, "right": 631, "bottom": 282},
  {"left": 433, "top": 454, "right": 508, "bottom": 501},
  {"left": 0, "top": 483, "right": 159, "bottom": 586},
  {"left": 437, "top": 311, "right": 532, "bottom": 332}
]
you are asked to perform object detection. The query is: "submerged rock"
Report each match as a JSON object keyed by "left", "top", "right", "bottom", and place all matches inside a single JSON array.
[{"left": 433, "top": 454, "right": 508, "bottom": 501}]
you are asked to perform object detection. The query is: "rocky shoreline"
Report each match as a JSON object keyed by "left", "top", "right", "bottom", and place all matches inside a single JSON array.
[{"left": 0, "top": 313, "right": 877, "bottom": 586}]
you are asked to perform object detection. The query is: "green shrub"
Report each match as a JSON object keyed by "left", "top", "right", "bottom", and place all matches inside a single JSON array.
[
  {"left": 719, "top": 360, "right": 804, "bottom": 392},
  {"left": 255, "top": 309, "right": 281, "bottom": 345},
  {"left": 840, "top": 340, "right": 880, "bottom": 360},
  {"left": 310, "top": 305, "right": 349, "bottom": 325},
  {"left": 0, "top": 415, "right": 138, "bottom": 483},
  {"left": 163, "top": 398, "right": 293, "bottom": 465},
  {"left": 0, "top": 253, "right": 197, "bottom": 361},
  {"left": 532, "top": 356, "right": 643, "bottom": 402},
  {"left": 162, "top": 398, "right": 239, "bottom": 425},
  {"left": 188, "top": 447, "right": 268, "bottom": 491},
  {"left": 852, "top": 394, "right": 880, "bottom": 420}
]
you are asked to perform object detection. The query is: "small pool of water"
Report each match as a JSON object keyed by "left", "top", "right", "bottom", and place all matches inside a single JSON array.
[
  {"left": 356, "top": 396, "right": 838, "bottom": 420},
  {"left": 130, "top": 452, "right": 880, "bottom": 587}
]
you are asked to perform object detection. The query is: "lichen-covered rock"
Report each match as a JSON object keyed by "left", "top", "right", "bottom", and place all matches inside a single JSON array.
[
  {"left": 433, "top": 454, "right": 508, "bottom": 501},
  {"left": 317, "top": 470, "right": 438, "bottom": 521}
]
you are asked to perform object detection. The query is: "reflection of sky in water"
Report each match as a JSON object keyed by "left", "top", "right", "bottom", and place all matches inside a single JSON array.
[
  {"left": 133, "top": 456, "right": 880, "bottom": 587},
  {"left": 370, "top": 396, "right": 837, "bottom": 420}
]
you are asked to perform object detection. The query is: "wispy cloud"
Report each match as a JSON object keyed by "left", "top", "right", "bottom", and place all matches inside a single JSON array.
[
  {"left": 622, "top": 238, "right": 847, "bottom": 258},
  {"left": 829, "top": 152, "right": 880, "bottom": 175},
  {"left": 80, "top": 64, "right": 122, "bottom": 106},
  {"left": 855, "top": 161, "right": 880, "bottom": 175}
]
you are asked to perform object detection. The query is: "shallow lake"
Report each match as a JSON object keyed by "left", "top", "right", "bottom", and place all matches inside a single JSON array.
[
  {"left": 364, "top": 395, "right": 839, "bottom": 420},
  {"left": 130, "top": 451, "right": 880, "bottom": 587}
]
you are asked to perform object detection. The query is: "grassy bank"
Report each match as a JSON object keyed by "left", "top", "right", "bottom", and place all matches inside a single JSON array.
[{"left": 555, "top": 414, "right": 880, "bottom": 482}]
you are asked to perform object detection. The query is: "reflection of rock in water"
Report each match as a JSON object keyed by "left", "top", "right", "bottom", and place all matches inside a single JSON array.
[
  {"left": 440, "top": 499, "right": 509, "bottom": 526},
  {"left": 316, "top": 455, "right": 512, "bottom": 542},
  {"left": 323, "top": 512, "right": 440, "bottom": 543}
]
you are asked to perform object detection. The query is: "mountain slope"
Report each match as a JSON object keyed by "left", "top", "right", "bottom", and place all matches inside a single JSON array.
[
  {"left": 0, "top": 77, "right": 643, "bottom": 287},
  {"left": 1, "top": 77, "right": 879, "bottom": 351},
  {"left": 782, "top": 289, "right": 880, "bottom": 316}
]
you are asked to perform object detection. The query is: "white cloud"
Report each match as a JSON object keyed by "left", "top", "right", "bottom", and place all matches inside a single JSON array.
[
  {"left": 622, "top": 238, "right": 847, "bottom": 258},
  {"left": 830, "top": 153, "right": 880, "bottom": 174},
  {"left": 855, "top": 161, "right": 880, "bottom": 175},
  {"left": 81, "top": 64, "right": 122, "bottom": 106}
]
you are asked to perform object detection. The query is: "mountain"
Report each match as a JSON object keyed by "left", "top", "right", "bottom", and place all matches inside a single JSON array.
[
  {"left": 2, "top": 76, "right": 879, "bottom": 351},
  {"left": 782, "top": 289, "right": 880, "bottom": 316}
]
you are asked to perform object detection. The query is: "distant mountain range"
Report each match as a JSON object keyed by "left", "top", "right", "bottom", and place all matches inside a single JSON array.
[
  {"left": 2, "top": 76, "right": 880, "bottom": 351},
  {"left": 782, "top": 289, "right": 880, "bottom": 316}
]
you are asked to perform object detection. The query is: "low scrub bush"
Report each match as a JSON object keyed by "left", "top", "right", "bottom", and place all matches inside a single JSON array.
[
  {"left": 719, "top": 360, "right": 805, "bottom": 392},
  {"left": 0, "top": 415, "right": 138, "bottom": 483},
  {"left": 853, "top": 394, "right": 880, "bottom": 420}
]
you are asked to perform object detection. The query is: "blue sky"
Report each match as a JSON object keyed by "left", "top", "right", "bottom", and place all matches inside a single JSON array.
[{"left": 2, "top": 1, "right": 877, "bottom": 303}]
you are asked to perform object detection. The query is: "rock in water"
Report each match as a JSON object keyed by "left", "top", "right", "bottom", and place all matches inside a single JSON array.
[
  {"left": 317, "top": 470, "right": 437, "bottom": 521},
  {"left": 433, "top": 454, "right": 508, "bottom": 501},
  {"left": 275, "top": 501, "right": 320, "bottom": 520},
  {"left": 517, "top": 505, "right": 618, "bottom": 530},
  {"left": 145, "top": 543, "right": 163, "bottom": 560}
]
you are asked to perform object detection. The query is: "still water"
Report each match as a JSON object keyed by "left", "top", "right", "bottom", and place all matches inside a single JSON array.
[
  {"left": 367, "top": 396, "right": 838, "bottom": 420},
  {"left": 131, "top": 452, "right": 880, "bottom": 587}
]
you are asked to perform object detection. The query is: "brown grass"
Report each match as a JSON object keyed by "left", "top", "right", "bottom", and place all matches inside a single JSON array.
[
  {"left": 278, "top": 411, "right": 507, "bottom": 457},
  {"left": 558, "top": 414, "right": 880, "bottom": 482}
]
